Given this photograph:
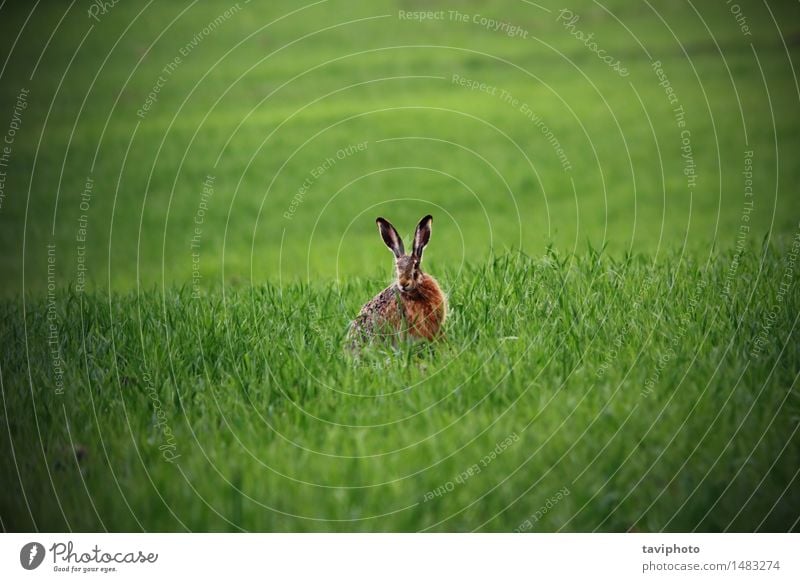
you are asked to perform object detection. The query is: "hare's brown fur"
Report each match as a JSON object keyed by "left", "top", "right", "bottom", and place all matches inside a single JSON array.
[
  {"left": 400, "top": 274, "right": 446, "bottom": 340},
  {"left": 351, "top": 275, "right": 446, "bottom": 342},
  {"left": 349, "top": 215, "right": 446, "bottom": 345}
]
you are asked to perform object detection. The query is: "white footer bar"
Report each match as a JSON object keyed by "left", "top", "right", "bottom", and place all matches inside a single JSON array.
[{"left": 1, "top": 534, "right": 796, "bottom": 581}]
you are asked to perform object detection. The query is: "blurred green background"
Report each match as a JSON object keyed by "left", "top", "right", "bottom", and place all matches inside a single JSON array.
[{"left": 0, "top": 0, "right": 798, "bottom": 295}]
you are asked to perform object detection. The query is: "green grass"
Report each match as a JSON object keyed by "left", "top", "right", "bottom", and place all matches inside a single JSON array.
[
  {"left": 1, "top": 246, "right": 798, "bottom": 531},
  {"left": 0, "top": 0, "right": 799, "bottom": 294}
]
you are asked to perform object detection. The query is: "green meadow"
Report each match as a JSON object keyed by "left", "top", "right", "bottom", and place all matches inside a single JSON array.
[
  {"left": 0, "top": 0, "right": 798, "bottom": 531},
  {"left": 2, "top": 250, "right": 799, "bottom": 531}
]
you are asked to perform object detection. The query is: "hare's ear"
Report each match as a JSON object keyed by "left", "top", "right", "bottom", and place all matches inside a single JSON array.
[
  {"left": 412, "top": 214, "right": 432, "bottom": 260},
  {"left": 376, "top": 217, "right": 404, "bottom": 258}
]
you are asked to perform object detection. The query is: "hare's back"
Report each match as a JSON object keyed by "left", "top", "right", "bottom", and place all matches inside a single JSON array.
[{"left": 351, "top": 285, "right": 402, "bottom": 334}]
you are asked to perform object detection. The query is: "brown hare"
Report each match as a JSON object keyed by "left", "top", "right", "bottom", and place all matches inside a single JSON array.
[{"left": 349, "top": 215, "right": 447, "bottom": 345}]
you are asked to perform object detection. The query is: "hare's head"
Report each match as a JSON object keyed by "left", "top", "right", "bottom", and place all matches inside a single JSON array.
[{"left": 376, "top": 215, "right": 433, "bottom": 293}]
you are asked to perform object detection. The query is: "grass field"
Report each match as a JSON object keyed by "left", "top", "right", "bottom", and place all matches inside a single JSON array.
[
  {"left": 0, "top": 0, "right": 799, "bottom": 532},
  {"left": 2, "top": 248, "right": 799, "bottom": 531},
  {"left": 0, "top": 0, "right": 799, "bottom": 292}
]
